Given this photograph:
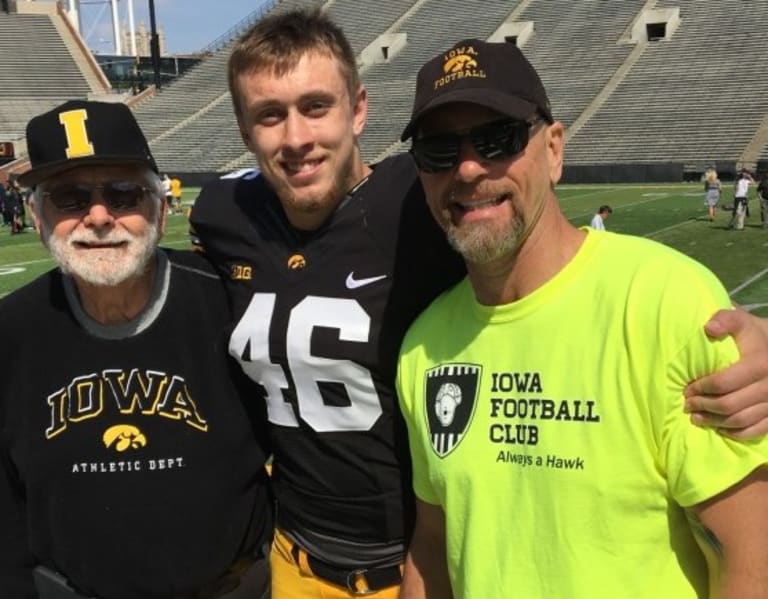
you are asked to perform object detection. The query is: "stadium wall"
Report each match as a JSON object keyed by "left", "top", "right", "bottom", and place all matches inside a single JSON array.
[
  {"left": 177, "top": 165, "right": 690, "bottom": 187},
  {"left": 557, "top": 163, "right": 684, "bottom": 184},
  {"left": 173, "top": 172, "right": 223, "bottom": 187}
]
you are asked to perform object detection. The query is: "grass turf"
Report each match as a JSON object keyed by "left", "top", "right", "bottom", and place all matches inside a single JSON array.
[{"left": 1, "top": 183, "right": 766, "bottom": 316}]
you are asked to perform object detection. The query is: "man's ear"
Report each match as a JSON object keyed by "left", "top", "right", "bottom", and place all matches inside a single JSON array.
[
  {"left": 546, "top": 122, "right": 565, "bottom": 187},
  {"left": 351, "top": 85, "right": 369, "bottom": 138}
]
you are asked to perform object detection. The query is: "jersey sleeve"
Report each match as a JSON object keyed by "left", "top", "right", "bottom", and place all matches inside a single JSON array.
[
  {"left": 188, "top": 170, "right": 248, "bottom": 253},
  {"left": 188, "top": 169, "right": 263, "bottom": 260},
  {"left": 655, "top": 263, "right": 768, "bottom": 507}
]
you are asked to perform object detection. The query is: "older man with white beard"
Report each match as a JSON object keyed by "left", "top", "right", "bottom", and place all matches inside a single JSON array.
[
  {"left": 34, "top": 162, "right": 162, "bottom": 302},
  {"left": 0, "top": 101, "right": 273, "bottom": 599}
]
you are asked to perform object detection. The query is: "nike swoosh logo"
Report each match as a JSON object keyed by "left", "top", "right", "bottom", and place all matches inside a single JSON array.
[{"left": 346, "top": 272, "right": 387, "bottom": 289}]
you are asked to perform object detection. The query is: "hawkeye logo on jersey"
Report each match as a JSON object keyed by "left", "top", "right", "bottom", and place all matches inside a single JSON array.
[
  {"left": 434, "top": 44, "right": 486, "bottom": 90},
  {"left": 231, "top": 263, "right": 252, "bottom": 280},
  {"left": 287, "top": 254, "right": 306, "bottom": 270},
  {"left": 45, "top": 368, "right": 208, "bottom": 439},
  {"left": 425, "top": 363, "right": 481, "bottom": 457}
]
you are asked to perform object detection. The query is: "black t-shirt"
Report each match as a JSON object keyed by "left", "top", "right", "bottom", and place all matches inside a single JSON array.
[{"left": 0, "top": 250, "right": 273, "bottom": 598}]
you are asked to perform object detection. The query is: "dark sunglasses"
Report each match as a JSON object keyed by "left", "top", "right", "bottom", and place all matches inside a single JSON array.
[
  {"left": 40, "top": 181, "right": 150, "bottom": 214},
  {"left": 411, "top": 116, "right": 545, "bottom": 173}
]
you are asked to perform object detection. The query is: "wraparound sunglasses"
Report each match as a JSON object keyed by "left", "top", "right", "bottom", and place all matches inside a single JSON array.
[
  {"left": 411, "top": 116, "right": 545, "bottom": 173},
  {"left": 40, "top": 181, "right": 151, "bottom": 214}
]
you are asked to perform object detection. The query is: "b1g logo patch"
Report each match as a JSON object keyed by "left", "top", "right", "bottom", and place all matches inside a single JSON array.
[{"left": 424, "top": 363, "right": 481, "bottom": 457}]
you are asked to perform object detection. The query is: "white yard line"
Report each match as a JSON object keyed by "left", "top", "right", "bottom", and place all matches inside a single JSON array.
[
  {"left": 571, "top": 195, "right": 678, "bottom": 222},
  {"left": 559, "top": 188, "right": 617, "bottom": 202},
  {"left": 0, "top": 257, "right": 53, "bottom": 267},
  {"left": 643, "top": 220, "right": 695, "bottom": 237},
  {"left": 0, "top": 240, "right": 191, "bottom": 269},
  {"left": 728, "top": 266, "right": 768, "bottom": 297},
  {"left": 561, "top": 183, "right": 697, "bottom": 190}
]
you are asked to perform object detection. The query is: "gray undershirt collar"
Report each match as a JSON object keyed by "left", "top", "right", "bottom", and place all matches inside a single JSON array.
[{"left": 62, "top": 250, "right": 170, "bottom": 340}]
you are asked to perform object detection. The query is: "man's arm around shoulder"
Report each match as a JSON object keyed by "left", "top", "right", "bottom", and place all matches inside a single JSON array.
[
  {"left": 690, "top": 466, "right": 768, "bottom": 598},
  {"left": 400, "top": 499, "right": 452, "bottom": 599}
]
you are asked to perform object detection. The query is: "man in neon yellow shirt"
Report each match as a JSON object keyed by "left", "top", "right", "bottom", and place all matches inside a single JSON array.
[{"left": 396, "top": 39, "right": 768, "bottom": 598}]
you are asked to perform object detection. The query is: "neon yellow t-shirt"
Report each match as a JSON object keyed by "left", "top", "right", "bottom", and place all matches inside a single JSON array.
[{"left": 397, "top": 229, "right": 768, "bottom": 598}]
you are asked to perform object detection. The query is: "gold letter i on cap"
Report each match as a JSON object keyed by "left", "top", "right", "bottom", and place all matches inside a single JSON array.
[{"left": 59, "top": 109, "right": 95, "bottom": 159}]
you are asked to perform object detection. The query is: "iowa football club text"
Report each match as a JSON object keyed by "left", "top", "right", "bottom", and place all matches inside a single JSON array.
[{"left": 489, "top": 371, "right": 600, "bottom": 470}]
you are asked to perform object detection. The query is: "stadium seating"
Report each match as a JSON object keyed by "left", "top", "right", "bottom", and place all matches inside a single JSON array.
[
  {"left": 0, "top": 11, "right": 91, "bottom": 139},
  {"left": 512, "top": 0, "right": 646, "bottom": 128},
  {"left": 565, "top": 0, "right": 768, "bottom": 169},
  {"left": 3, "top": 0, "right": 768, "bottom": 180},
  {"left": 357, "top": 0, "right": 533, "bottom": 163}
]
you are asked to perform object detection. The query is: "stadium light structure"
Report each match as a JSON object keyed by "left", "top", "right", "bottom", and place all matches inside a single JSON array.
[
  {"left": 126, "top": 0, "right": 137, "bottom": 56},
  {"left": 148, "top": 0, "right": 161, "bottom": 90}
]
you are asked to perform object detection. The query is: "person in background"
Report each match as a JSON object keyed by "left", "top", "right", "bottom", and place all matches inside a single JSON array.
[
  {"left": 0, "top": 179, "right": 6, "bottom": 229},
  {"left": 170, "top": 174, "right": 183, "bottom": 214},
  {"left": 757, "top": 172, "right": 768, "bottom": 229},
  {"left": 3, "top": 180, "right": 14, "bottom": 231},
  {"left": 730, "top": 170, "right": 755, "bottom": 230},
  {"left": 161, "top": 173, "right": 173, "bottom": 214},
  {"left": 589, "top": 204, "right": 612, "bottom": 230},
  {"left": 5, "top": 178, "right": 25, "bottom": 234},
  {"left": 703, "top": 167, "right": 721, "bottom": 222},
  {"left": 0, "top": 100, "right": 273, "bottom": 599}
]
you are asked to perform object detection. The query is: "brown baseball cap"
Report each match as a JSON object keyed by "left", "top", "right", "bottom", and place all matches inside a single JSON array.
[
  {"left": 401, "top": 39, "right": 553, "bottom": 141},
  {"left": 19, "top": 100, "right": 158, "bottom": 187}
]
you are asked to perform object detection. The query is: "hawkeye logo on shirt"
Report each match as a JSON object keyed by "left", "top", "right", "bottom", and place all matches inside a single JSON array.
[
  {"left": 45, "top": 368, "right": 209, "bottom": 439},
  {"left": 103, "top": 424, "right": 147, "bottom": 451},
  {"left": 424, "top": 363, "right": 481, "bottom": 457}
]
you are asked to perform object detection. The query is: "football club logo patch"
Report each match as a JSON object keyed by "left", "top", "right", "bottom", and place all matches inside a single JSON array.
[{"left": 424, "top": 363, "right": 481, "bottom": 458}]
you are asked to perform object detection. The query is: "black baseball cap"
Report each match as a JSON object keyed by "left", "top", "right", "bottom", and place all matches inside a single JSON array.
[
  {"left": 401, "top": 39, "right": 553, "bottom": 141},
  {"left": 19, "top": 100, "right": 158, "bottom": 187}
]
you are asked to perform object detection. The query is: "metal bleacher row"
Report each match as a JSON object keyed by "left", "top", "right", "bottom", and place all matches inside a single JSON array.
[
  {"left": 356, "top": 0, "right": 531, "bottom": 163},
  {"left": 137, "top": 0, "right": 417, "bottom": 172},
  {"left": 2, "top": 0, "right": 768, "bottom": 176},
  {"left": 0, "top": 11, "right": 91, "bottom": 140},
  {"left": 565, "top": 0, "right": 768, "bottom": 167},
  {"left": 516, "top": 0, "right": 647, "bottom": 128}
]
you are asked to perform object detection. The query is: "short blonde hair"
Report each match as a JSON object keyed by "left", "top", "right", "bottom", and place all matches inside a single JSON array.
[{"left": 228, "top": 9, "right": 360, "bottom": 121}]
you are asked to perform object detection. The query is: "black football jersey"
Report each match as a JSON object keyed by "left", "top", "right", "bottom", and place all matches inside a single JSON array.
[{"left": 191, "top": 155, "right": 465, "bottom": 562}]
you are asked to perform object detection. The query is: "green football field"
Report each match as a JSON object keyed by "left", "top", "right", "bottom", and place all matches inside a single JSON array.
[
  {"left": 1, "top": 183, "right": 767, "bottom": 316},
  {"left": 559, "top": 184, "right": 768, "bottom": 317}
]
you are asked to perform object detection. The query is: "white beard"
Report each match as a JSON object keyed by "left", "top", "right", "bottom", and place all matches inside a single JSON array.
[{"left": 43, "top": 220, "right": 160, "bottom": 287}]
